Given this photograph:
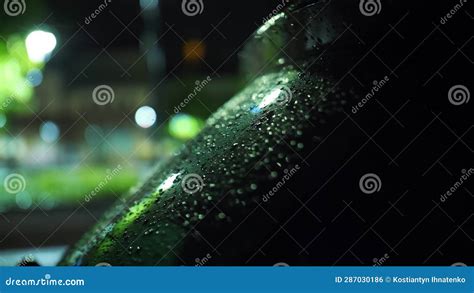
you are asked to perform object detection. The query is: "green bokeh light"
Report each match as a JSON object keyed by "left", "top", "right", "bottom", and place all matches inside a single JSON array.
[{"left": 168, "top": 114, "right": 203, "bottom": 140}]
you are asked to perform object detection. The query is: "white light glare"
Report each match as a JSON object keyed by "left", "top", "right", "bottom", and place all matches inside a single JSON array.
[{"left": 25, "top": 30, "right": 57, "bottom": 63}]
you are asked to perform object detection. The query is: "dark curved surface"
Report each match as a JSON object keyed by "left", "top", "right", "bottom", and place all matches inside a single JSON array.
[{"left": 61, "top": 0, "right": 473, "bottom": 265}]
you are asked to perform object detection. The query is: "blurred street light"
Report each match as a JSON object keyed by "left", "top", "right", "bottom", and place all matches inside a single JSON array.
[{"left": 25, "top": 30, "right": 57, "bottom": 63}]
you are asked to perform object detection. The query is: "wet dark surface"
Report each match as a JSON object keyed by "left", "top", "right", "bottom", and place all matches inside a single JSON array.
[{"left": 61, "top": 0, "right": 473, "bottom": 265}]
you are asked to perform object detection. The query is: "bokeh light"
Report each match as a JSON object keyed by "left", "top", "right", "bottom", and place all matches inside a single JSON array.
[
  {"left": 39, "top": 121, "right": 60, "bottom": 143},
  {"left": 26, "top": 68, "right": 43, "bottom": 87},
  {"left": 0, "top": 114, "right": 7, "bottom": 128},
  {"left": 168, "top": 113, "right": 203, "bottom": 140},
  {"left": 25, "top": 30, "right": 57, "bottom": 63},
  {"left": 135, "top": 106, "right": 157, "bottom": 129}
]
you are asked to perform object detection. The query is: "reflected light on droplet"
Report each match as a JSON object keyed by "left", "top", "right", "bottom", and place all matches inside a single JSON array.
[
  {"left": 158, "top": 173, "right": 180, "bottom": 192},
  {"left": 257, "top": 13, "right": 284, "bottom": 35},
  {"left": 258, "top": 88, "right": 281, "bottom": 109}
]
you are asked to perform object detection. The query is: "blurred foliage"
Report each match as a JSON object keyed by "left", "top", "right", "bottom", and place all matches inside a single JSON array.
[
  {"left": 0, "top": 166, "right": 138, "bottom": 212},
  {"left": 0, "top": 1, "right": 48, "bottom": 114},
  {"left": 0, "top": 36, "right": 38, "bottom": 111}
]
